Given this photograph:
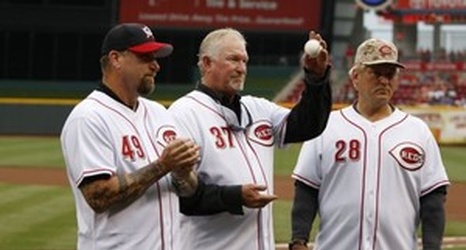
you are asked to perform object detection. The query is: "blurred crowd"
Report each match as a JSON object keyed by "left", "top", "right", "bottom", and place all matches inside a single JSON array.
[
  {"left": 417, "top": 48, "right": 466, "bottom": 63},
  {"left": 279, "top": 45, "right": 466, "bottom": 107},
  {"left": 336, "top": 70, "right": 466, "bottom": 107}
]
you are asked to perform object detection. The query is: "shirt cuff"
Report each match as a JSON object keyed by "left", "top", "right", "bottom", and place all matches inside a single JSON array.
[{"left": 222, "top": 185, "right": 244, "bottom": 215}]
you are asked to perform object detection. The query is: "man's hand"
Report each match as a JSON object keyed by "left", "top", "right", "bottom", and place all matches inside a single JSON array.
[
  {"left": 158, "top": 138, "right": 200, "bottom": 173},
  {"left": 289, "top": 244, "right": 308, "bottom": 250},
  {"left": 289, "top": 239, "right": 309, "bottom": 250},
  {"left": 301, "top": 30, "right": 329, "bottom": 78},
  {"left": 241, "top": 184, "right": 277, "bottom": 208},
  {"left": 159, "top": 138, "right": 200, "bottom": 197}
]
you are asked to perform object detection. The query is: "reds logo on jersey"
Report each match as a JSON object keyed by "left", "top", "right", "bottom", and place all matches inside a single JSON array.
[
  {"left": 156, "top": 125, "right": 177, "bottom": 147},
  {"left": 389, "top": 142, "right": 425, "bottom": 171},
  {"left": 247, "top": 120, "right": 274, "bottom": 146}
]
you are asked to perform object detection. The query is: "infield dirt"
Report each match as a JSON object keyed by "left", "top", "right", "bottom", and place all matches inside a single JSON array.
[{"left": 0, "top": 167, "right": 464, "bottom": 222}]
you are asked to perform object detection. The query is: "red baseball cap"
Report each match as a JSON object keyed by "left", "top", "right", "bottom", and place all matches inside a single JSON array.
[{"left": 101, "top": 23, "right": 173, "bottom": 58}]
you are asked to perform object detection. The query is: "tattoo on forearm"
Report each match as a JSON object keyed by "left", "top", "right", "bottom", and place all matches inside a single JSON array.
[
  {"left": 82, "top": 162, "right": 169, "bottom": 213},
  {"left": 152, "top": 162, "right": 166, "bottom": 177},
  {"left": 117, "top": 173, "right": 128, "bottom": 192},
  {"left": 84, "top": 181, "right": 115, "bottom": 213},
  {"left": 172, "top": 171, "right": 198, "bottom": 197}
]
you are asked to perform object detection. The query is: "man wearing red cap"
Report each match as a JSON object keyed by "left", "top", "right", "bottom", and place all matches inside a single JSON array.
[{"left": 60, "top": 23, "right": 200, "bottom": 250}]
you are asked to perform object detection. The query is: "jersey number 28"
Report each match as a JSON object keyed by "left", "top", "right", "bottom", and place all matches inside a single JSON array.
[{"left": 335, "top": 139, "right": 361, "bottom": 162}]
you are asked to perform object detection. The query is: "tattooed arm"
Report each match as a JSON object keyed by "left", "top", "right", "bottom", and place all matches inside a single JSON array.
[
  {"left": 171, "top": 170, "right": 199, "bottom": 197},
  {"left": 79, "top": 138, "right": 200, "bottom": 214},
  {"left": 79, "top": 161, "right": 169, "bottom": 213}
]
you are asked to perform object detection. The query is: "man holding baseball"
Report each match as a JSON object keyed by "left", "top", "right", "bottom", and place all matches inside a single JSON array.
[
  {"left": 168, "top": 28, "right": 332, "bottom": 250},
  {"left": 60, "top": 23, "right": 200, "bottom": 250},
  {"left": 289, "top": 38, "right": 450, "bottom": 250}
]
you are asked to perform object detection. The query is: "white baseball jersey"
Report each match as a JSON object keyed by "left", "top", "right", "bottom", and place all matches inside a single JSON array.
[
  {"left": 292, "top": 106, "right": 450, "bottom": 250},
  {"left": 61, "top": 90, "right": 181, "bottom": 250},
  {"left": 168, "top": 90, "right": 289, "bottom": 250}
]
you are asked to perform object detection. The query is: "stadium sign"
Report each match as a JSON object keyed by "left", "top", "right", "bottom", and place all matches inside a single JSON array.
[
  {"left": 396, "top": 0, "right": 466, "bottom": 9},
  {"left": 119, "top": 0, "right": 322, "bottom": 32}
]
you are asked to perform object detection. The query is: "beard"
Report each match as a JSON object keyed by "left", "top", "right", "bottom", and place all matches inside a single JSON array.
[
  {"left": 138, "top": 75, "right": 156, "bottom": 96},
  {"left": 229, "top": 76, "right": 245, "bottom": 92}
]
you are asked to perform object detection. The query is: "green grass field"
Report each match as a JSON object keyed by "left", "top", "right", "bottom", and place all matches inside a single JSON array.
[{"left": 0, "top": 136, "right": 465, "bottom": 249}]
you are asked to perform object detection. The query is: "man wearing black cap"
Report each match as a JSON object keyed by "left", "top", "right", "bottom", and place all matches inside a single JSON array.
[{"left": 60, "top": 23, "right": 200, "bottom": 250}]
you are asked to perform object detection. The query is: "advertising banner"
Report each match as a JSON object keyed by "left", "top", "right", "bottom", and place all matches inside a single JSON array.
[
  {"left": 403, "top": 107, "right": 466, "bottom": 145},
  {"left": 120, "top": 0, "right": 321, "bottom": 32},
  {"left": 396, "top": 0, "right": 466, "bottom": 10}
]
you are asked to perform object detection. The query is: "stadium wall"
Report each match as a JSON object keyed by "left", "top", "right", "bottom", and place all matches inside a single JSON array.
[
  {"left": 2, "top": 100, "right": 466, "bottom": 145},
  {"left": 0, "top": 102, "right": 73, "bottom": 135}
]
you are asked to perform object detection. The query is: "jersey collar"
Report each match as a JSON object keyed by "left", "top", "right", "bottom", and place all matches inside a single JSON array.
[
  {"left": 352, "top": 101, "right": 395, "bottom": 117},
  {"left": 196, "top": 82, "right": 242, "bottom": 121},
  {"left": 97, "top": 82, "right": 138, "bottom": 111}
]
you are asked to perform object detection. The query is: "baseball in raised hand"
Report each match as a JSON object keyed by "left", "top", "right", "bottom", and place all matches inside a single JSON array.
[
  {"left": 301, "top": 30, "right": 329, "bottom": 77},
  {"left": 304, "top": 39, "right": 322, "bottom": 58}
]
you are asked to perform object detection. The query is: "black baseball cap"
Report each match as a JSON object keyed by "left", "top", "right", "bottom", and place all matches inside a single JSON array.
[{"left": 101, "top": 23, "right": 173, "bottom": 57}]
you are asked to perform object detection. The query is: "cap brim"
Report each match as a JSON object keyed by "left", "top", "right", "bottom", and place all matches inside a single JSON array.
[
  {"left": 128, "top": 42, "right": 173, "bottom": 58},
  {"left": 362, "top": 60, "right": 405, "bottom": 68}
]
